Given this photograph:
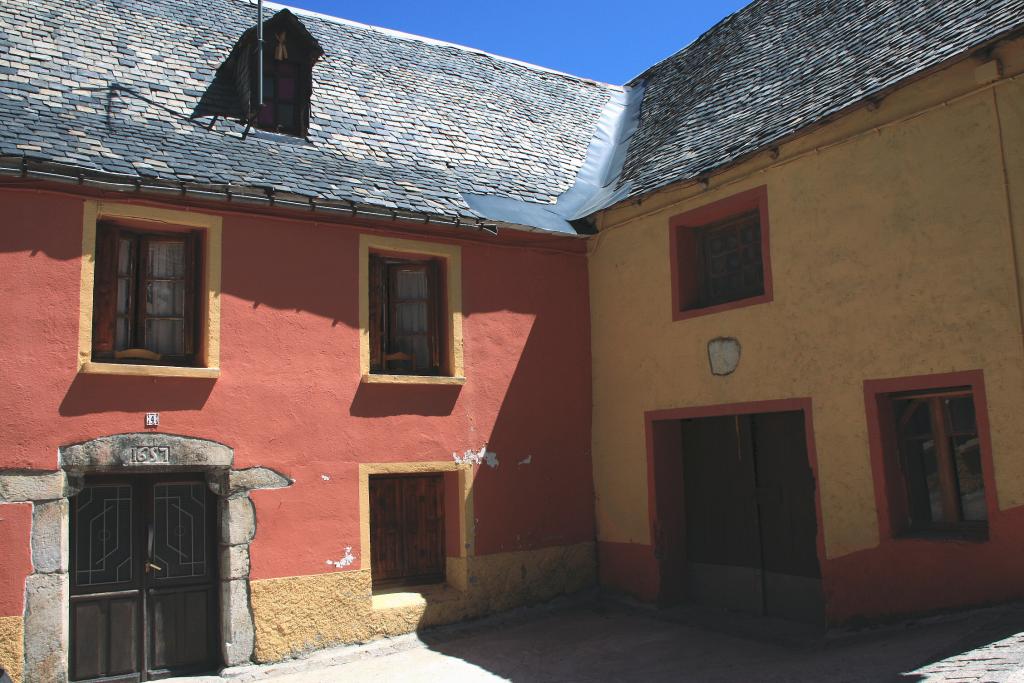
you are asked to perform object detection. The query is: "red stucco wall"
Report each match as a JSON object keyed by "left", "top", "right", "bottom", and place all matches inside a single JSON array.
[
  {"left": 598, "top": 513, "right": 1024, "bottom": 624},
  {"left": 822, "top": 505, "right": 1024, "bottom": 623},
  {"left": 0, "top": 188, "right": 594, "bottom": 609}
]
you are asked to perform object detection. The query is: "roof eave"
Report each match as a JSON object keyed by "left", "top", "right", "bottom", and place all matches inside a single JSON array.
[
  {"left": 605, "top": 22, "right": 1024, "bottom": 215},
  {"left": 0, "top": 156, "right": 500, "bottom": 235}
]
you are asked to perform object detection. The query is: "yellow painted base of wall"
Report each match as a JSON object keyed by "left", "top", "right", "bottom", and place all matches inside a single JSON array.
[
  {"left": 0, "top": 616, "right": 23, "bottom": 683},
  {"left": 250, "top": 542, "right": 595, "bottom": 663}
]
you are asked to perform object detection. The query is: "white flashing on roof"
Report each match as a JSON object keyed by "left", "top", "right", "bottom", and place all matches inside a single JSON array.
[
  {"left": 463, "top": 80, "right": 646, "bottom": 233},
  {"left": 248, "top": 0, "right": 619, "bottom": 89}
]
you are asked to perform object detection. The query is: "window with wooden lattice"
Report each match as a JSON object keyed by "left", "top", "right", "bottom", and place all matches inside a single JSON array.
[
  {"left": 670, "top": 186, "right": 772, "bottom": 319},
  {"left": 694, "top": 211, "right": 764, "bottom": 308}
]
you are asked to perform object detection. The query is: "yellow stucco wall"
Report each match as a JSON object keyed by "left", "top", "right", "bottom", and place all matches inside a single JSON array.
[
  {"left": 250, "top": 541, "right": 595, "bottom": 662},
  {"left": 590, "top": 37, "right": 1024, "bottom": 559},
  {"left": 0, "top": 616, "right": 23, "bottom": 683}
]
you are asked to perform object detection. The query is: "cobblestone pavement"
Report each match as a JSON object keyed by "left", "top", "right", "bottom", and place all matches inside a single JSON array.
[{"left": 174, "top": 599, "right": 1024, "bottom": 682}]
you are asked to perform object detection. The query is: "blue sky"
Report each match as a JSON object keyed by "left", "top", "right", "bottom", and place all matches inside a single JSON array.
[{"left": 279, "top": 1, "right": 749, "bottom": 84}]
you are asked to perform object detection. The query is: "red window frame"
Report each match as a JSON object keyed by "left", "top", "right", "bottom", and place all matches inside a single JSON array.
[
  {"left": 864, "top": 371, "right": 996, "bottom": 541},
  {"left": 669, "top": 186, "right": 773, "bottom": 320}
]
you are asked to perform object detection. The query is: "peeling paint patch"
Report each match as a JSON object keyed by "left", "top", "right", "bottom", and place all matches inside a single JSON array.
[
  {"left": 326, "top": 546, "right": 356, "bottom": 569},
  {"left": 320, "top": 474, "right": 331, "bottom": 481},
  {"left": 518, "top": 455, "right": 532, "bottom": 466},
  {"left": 452, "top": 446, "right": 485, "bottom": 465},
  {"left": 452, "top": 445, "right": 499, "bottom": 468}
]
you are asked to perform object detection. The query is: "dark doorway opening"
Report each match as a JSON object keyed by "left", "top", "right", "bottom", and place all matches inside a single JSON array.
[
  {"left": 69, "top": 474, "right": 220, "bottom": 681},
  {"left": 652, "top": 409, "right": 823, "bottom": 624}
]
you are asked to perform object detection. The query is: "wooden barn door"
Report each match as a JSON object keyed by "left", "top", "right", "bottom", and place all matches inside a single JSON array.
[
  {"left": 680, "top": 411, "right": 823, "bottom": 623},
  {"left": 682, "top": 415, "right": 763, "bottom": 614},
  {"left": 751, "top": 411, "right": 823, "bottom": 623},
  {"left": 69, "top": 475, "right": 219, "bottom": 681}
]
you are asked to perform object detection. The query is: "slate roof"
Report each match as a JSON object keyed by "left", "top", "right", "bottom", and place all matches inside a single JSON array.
[
  {"left": 618, "top": 0, "right": 1024, "bottom": 200},
  {"left": 0, "top": 0, "right": 614, "bottom": 225},
  {"left": 1, "top": 0, "right": 1023, "bottom": 232}
]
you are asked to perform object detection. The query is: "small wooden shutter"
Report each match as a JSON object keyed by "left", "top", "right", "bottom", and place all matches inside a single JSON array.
[
  {"left": 186, "top": 231, "right": 200, "bottom": 357},
  {"left": 369, "top": 474, "right": 445, "bottom": 588},
  {"left": 369, "top": 477, "right": 404, "bottom": 583},
  {"left": 91, "top": 223, "right": 120, "bottom": 356},
  {"left": 428, "top": 260, "right": 442, "bottom": 373},
  {"left": 404, "top": 475, "right": 444, "bottom": 580},
  {"left": 368, "top": 254, "right": 384, "bottom": 372}
]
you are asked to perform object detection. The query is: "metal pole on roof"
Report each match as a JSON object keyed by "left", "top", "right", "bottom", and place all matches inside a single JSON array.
[
  {"left": 242, "top": 0, "right": 264, "bottom": 139},
  {"left": 257, "top": 0, "right": 264, "bottom": 117}
]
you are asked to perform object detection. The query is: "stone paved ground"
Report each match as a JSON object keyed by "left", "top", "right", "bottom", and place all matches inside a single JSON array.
[{"left": 175, "top": 598, "right": 1024, "bottom": 682}]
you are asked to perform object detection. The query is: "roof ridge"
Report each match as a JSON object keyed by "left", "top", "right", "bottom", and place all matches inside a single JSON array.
[
  {"left": 246, "top": 0, "right": 621, "bottom": 90},
  {"left": 625, "top": 0, "right": 759, "bottom": 85}
]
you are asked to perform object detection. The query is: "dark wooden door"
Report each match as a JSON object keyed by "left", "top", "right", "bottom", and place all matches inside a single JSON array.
[
  {"left": 70, "top": 476, "right": 219, "bottom": 682},
  {"left": 680, "top": 411, "right": 823, "bottom": 623},
  {"left": 750, "top": 411, "right": 823, "bottom": 623},
  {"left": 682, "top": 415, "right": 762, "bottom": 614},
  {"left": 370, "top": 474, "right": 445, "bottom": 588}
]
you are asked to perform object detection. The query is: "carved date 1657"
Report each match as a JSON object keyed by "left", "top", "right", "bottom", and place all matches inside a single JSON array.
[{"left": 124, "top": 446, "right": 170, "bottom": 464}]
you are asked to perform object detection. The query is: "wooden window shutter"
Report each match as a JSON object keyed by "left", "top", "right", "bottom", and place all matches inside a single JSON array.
[
  {"left": 403, "top": 475, "right": 445, "bottom": 580},
  {"left": 370, "top": 474, "right": 445, "bottom": 588},
  {"left": 185, "top": 231, "right": 199, "bottom": 356},
  {"left": 428, "top": 260, "right": 442, "bottom": 373},
  {"left": 368, "top": 254, "right": 384, "bottom": 372},
  {"left": 370, "top": 477, "right": 404, "bottom": 583},
  {"left": 91, "top": 223, "right": 120, "bottom": 355}
]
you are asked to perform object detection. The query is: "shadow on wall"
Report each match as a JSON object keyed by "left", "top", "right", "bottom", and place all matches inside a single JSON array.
[
  {"left": 459, "top": 244, "right": 593, "bottom": 559},
  {"left": 349, "top": 383, "right": 461, "bottom": 418},
  {"left": 4, "top": 190, "right": 590, "bottom": 432},
  {"left": 0, "top": 193, "right": 85, "bottom": 261},
  {"left": 218, "top": 217, "right": 359, "bottom": 327},
  {"left": 288, "top": 246, "right": 597, "bottom": 659},
  {"left": 59, "top": 373, "right": 216, "bottom": 416}
]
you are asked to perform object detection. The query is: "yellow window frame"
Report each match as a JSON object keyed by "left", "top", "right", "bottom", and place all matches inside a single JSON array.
[
  {"left": 358, "top": 234, "right": 464, "bottom": 385},
  {"left": 77, "top": 200, "right": 222, "bottom": 379}
]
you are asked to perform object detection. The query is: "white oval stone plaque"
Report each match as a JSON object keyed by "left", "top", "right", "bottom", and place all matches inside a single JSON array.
[{"left": 708, "top": 337, "right": 741, "bottom": 376}]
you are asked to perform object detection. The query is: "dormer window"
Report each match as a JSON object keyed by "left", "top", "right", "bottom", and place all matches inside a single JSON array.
[
  {"left": 195, "top": 9, "right": 323, "bottom": 138},
  {"left": 254, "top": 28, "right": 316, "bottom": 136}
]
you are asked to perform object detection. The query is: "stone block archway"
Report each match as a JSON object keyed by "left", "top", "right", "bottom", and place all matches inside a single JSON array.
[{"left": 0, "top": 433, "right": 291, "bottom": 683}]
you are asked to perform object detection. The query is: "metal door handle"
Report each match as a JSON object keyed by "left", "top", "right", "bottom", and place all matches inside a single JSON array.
[{"left": 145, "top": 523, "right": 161, "bottom": 573}]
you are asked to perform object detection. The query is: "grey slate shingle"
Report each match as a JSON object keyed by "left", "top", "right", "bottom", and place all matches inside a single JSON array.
[
  {"left": 0, "top": 0, "right": 613, "bottom": 222},
  {"left": 0, "top": 0, "right": 1022, "bottom": 229},
  {"left": 618, "top": 0, "right": 1024, "bottom": 200}
]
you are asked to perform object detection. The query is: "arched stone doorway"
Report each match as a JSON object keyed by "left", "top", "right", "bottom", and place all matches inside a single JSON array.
[{"left": 0, "top": 433, "right": 291, "bottom": 682}]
